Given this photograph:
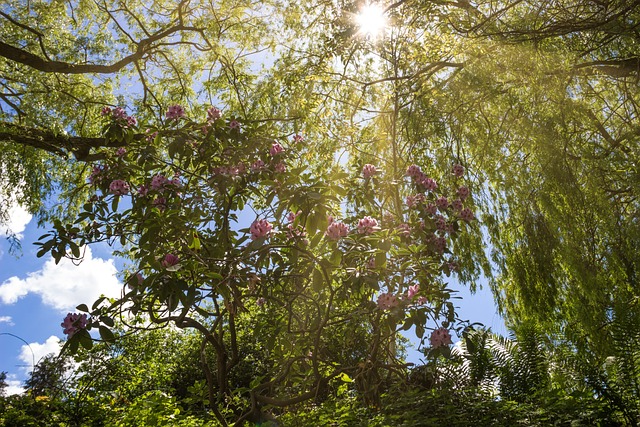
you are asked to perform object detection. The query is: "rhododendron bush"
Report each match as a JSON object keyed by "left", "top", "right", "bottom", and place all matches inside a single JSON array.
[{"left": 35, "top": 106, "right": 476, "bottom": 424}]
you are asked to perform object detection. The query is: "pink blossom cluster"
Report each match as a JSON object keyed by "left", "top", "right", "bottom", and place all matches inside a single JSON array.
[
  {"left": 166, "top": 105, "right": 185, "bottom": 120},
  {"left": 270, "top": 142, "right": 284, "bottom": 156},
  {"left": 229, "top": 119, "right": 240, "bottom": 130},
  {"left": 362, "top": 164, "right": 377, "bottom": 179},
  {"left": 287, "top": 210, "right": 302, "bottom": 223},
  {"left": 161, "top": 253, "right": 180, "bottom": 269},
  {"left": 207, "top": 106, "right": 222, "bottom": 121},
  {"left": 293, "top": 134, "right": 304, "bottom": 143},
  {"left": 459, "top": 207, "right": 474, "bottom": 222},
  {"left": 457, "top": 186, "right": 470, "bottom": 201},
  {"left": 406, "top": 194, "right": 425, "bottom": 209},
  {"left": 436, "top": 196, "right": 449, "bottom": 210},
  {"left": 435, "top": 215, "right": 447, "bottom": 231},
  {"left": 61, "top": 312, "right": 89, "bottom": 337},
  {"left": 326, "top": 221, "right": 349, "bottom": 240},
  {"left": 109, "top": 179, "right": 130, "bottom": 196},
  {"left": 407, "top": 284, "right": 420, "bottom": 299},
  {"left": 286, "top": 224, "right": 308, "bottom": 243},
  {"left": 115, "top": 147, "right": 127, "bottom": 157},
  {"left": 150, "top": 174, "right": 180, "bottom": 191},
  {"left": 452, "top": 164, "right": 465, "bottom": 177},
  {"left": 406, "top": 165, "right": 438, "bottom": 191},
  {"left": 433, "top": 236, "right": 447, "bottom": 253},
  {"left": 274, "top": 162, "right": 286, "bottom": 173},
  {"left": 152, "top": 197, "right": 167, "bottom": 211},
  {"left": 89, "top": 165, "right": 108, "bottom": 184},
  {"left": 251, "top": 159, "right": 265, "bottom": 172},
  {"left": 357, "top": 216, "right": 379, "bottom": 235},
  {"left": 250, "top": 219, "right": 273, "bottom": 240},
  {"left": 430, "top": 327, "right": 453, "bottom": 348},
  {"left": 102, "top": 106, "right": 137, "bottom": 128},
  {"left": 377, "top": 292, "right": 400, "bottom": 310},
  {"left": 397, "top": 223, "right": 411, "bottom": 237}
]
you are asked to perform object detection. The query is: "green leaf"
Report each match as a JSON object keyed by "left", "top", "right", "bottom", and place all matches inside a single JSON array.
[
  {"left": 99, "top": 325, "right": 116, "bottom": 342},
  {"left": 77, "top": 329, "right": 93, "bottom": 350},
  {"left": 312, "top": 267, "right": 324, "bottom": 291},
  {"left": 100, "top": 316, "right": 115, "bottom": 327},
  {"left": 76, "top": 304, "right": 89, "bottom": 312}
]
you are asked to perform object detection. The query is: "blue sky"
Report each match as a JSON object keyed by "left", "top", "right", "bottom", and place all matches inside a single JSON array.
[{"left": 0, "top": 197, "right": 506, "bottom": 395}]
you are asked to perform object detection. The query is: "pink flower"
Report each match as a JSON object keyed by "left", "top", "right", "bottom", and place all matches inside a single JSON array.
[
  {"left": 250, "top": 219, "right": 273, "bottom": 240},
  {"left": 251, "top": 159, "right": 265, "bottom": 172},
  {"left": 406, "top": 164, "right": 422, "bottom": 178},
  {"left": 229, "top": 119, "right": 240, "bottom": 130},
  {"left": 109, "top": 179, "right": 130, "bottom": 196},
  {"left": 433, "top": 236, "right": 447, "bottom": 253},
  {"left": 377, "top": 292, "right": 399, "bottom": 310},
  {"left": 151, "top": 174, "right": 169, "bottom": 191},
  {"left": 88, "top": 165, "right": 106, "bottom": 184},
  {"left": 287, "top": 224, "right": 307, "bottom": 242},
  {"left": 421, "top": 177, "right": 438, "bottom": 191},
  {"left": 406, "top": 195, "right": 418, "bottom": 209},
  {"left": 452, "top": 164, "right": 465, "bottom": 177},
  {"left": 397, "top": 223, "right": 411, "bottom": 237},
  {"left": 451, "top": 199, "right": 463, "bottom": 212},
  {"left": 457, "top": 186, "right": 470, "bottom": 201},
  {"left": 270, "top": 142, "right": 285, "bottom": 156},
  {"left": 287, "top": 211, "right": 302, "bottom": 222},
  {"left": 152, "top": 196, "right": 166, "bottom": 211},
  {"left": 207, "top": 106, "right": 222, "bottom": 121},
  {"left": 126, "top": 116, "right": 137, "bottom": 127},
  {"left": 430, "top": 327, "right": 453, "bottom": 348},
  {"left": 101, "top": 106, "right": 112, "bottom": 116},
  {"left": 293, "top": 134, "right": 304, "bottom": 143},
  {"left": 166, "top": 105, "right": 185, "bottom": 120},
  {"left": 137, "top": 185, "right": 148, "bottom": 197},
  {"left": 435, "top": 215, "right": 447, "bottom": 231},
  {"left": 407, "top": 284, "right": 420, "bottom": 299},
  {"left": 362, "top": 164, "right": 377, "bottom": 179},
  {"left": 61, "top": 313, "right": 89, "bottom": 337},
  {"left": 326, "top": 221, "right": 349, "bottom": 240},
  {"left": 115, "top": 147, "right": 126, "bottom": 157},
  {"left": 460, "top": 208, "right": 474, "bottom": 222},
  {"left": 425, "top": 203, "right": 438, "bottom": 215},
  {"left": 357, "top": 216, "right": 379, "bottom": 235},
  {"left": 145, "top": 130, "right": 158, "bottom": 142},
  {"left": 161, "top": 253, "right": 180, "bottom": 269},
  {"left": 436, "top": 196, "right": 449, "bottom": 210},
  {"left": 274, "top": 162, "right": 287, "bottom": 173},
  {"left": 112, "top": 107, "right": 127, "bottom": 120}
]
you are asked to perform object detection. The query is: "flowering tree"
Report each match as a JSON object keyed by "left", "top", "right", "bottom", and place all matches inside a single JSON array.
[{"left": 36, "top": 106, "right": 475, "bottom": 425}]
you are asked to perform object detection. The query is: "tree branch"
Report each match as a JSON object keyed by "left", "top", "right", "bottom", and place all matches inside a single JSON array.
[{"left": 0, "top": 24, "right": 202, "bottom": 74}]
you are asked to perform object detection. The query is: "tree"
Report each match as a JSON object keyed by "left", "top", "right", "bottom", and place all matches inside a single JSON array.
[
  {"left": 4, "top": 0, "right": 640, "bottom": 422},
  {"left": 0, "top": 371, "right": 7, "bottom": 397}
]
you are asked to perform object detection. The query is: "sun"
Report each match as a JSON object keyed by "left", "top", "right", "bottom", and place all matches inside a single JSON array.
[{"left": 355, "top": 3, "right": 388, "bottom": 39}]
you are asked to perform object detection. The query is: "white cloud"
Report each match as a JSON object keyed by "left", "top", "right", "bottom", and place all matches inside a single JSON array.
[
  {"left": 19, "top": 335, "right": 61, "bottom": 372},
  {"left": 0, "top": 196, "right": 32, "bottom": 239},
  {"left": 0, "top": 315, "right": 13, "bottom": 325},
  {"left": 5, "top": 377, "right": 24, "bottom": 396},
  {"left": 0, "top": 246, "right": 122, "bottom": 311}
]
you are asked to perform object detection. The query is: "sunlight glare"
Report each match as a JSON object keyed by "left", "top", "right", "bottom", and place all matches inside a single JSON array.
[{"left": 355, "top": 3, "right": 387, "bottom": 39}]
